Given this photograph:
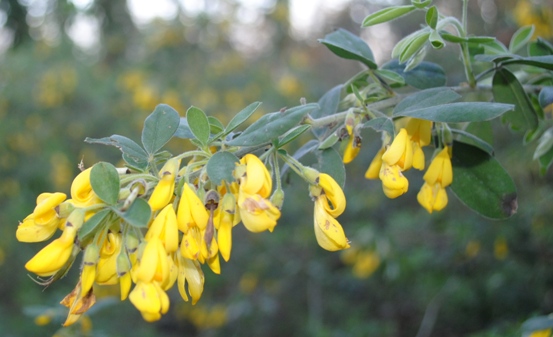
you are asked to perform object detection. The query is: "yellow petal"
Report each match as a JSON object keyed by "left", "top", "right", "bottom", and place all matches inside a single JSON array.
[
  {"left": 318, "top": 173, "right": 346, "bottom": 218},
  {"left": 412, "top": 142, "right": 425, "bottom": 170},
  {"left": 207, "top": 253, "right": 221, "bottom": 274},
  {"left": 365, "top": 147, "right": 385, "bottom": 180},
  {"left": 180, "top": 227, "right": 200, "bottom": 260},
  {"left": 177, "top": 255, "right": 205, "bottom": 305},
  {"left": 177, "top": 184, "right": 208, "bottom": 231},
  {"left": 16, "top": 216, "right": 59, "bottom": 243},
  {"left": 313, "top": 199, "right": 350, "bottom": 251},
  {"left": 148, "top": 158, "right": 179, "bottom": 211},
  {"left": 240, "top": 154, "right": 272, "bottom": 197},
  {"left": 146, "top": 204, "right": 179, "bottom": 253},
  {"left": 217, "top": 215, "right": 233, "bottom": 262},
  {"left": 70, "top": 168, "right": 101, "bottom": 207},
  {"left": 25, "top": 237, "right": 74, "bottom": 277},
  {"left": 137, "top": 238, "right": 165, "bottom": 283},
  {"left": 379, "top": 163, "right": 409, "bottom": 199},
  {"left": 423, "top": 146, "right": 452, "bottom": 187},
  {"left": 417, "top": 182, "right": 448, "bottom": 213},
  {"left": 343, "top": 136, "right": 360, "bottom": 164},
  {"left": 406, "top": 118, "right": 433, "bottom": 147},
  {"left": 33, "top": 192, "right": 66, "bottom": 225},
  {"left": 238, "top": 193, "right": 280, "bottom": 233},
  {"left": 381, "top": 128, "right": 409, "bottom": 167},
  {"left": 119, "top": 272, "right": 132, "bottom": 301},
  {"left": 129, "top": 281, "right": 161, "bottom": 316}
]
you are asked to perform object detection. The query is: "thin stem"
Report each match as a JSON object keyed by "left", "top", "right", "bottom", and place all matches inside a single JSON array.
[{"left": 272, "top": 152, "right": 282, "bottom": 192}]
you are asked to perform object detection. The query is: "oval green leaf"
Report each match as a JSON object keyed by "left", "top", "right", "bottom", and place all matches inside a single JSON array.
[
  {"left": 362, "top": 117, "right": 395, "bottom": 136},
  {"left": 362, "top": 5, "right": 416, "bottom": 27},
  {"left": 85, "top": 135, "right": 148, "bottom": 170},
  {"left": 509, "top": 25, "right": 535, "bottom": 54},
  {"left": 224, "top": 102, "right": 262, "bottom": 136},
  {"left": 383, "top": 60, "right": 446, "bottom": 89},
  {"left": 175, "top": 118, "right": 195, "bottom": 139},
  {"left": 186, "top": 106, "right": 210, "bottom": 145},
  {"left": 141, "top": 104, "right": 180, "bottom": 155},
  {"left": 450, "top": 128, "right": 494, "bottom": 155},
  {"left": 78, "top": 208, "right": 111, "bottom": 246},
  {"left": 319, "top": 28, "right": 377, "bottom": 69},
  {"left": 318, "top": 133, "right": 340, "bottom": 150},
  {"left": 208, "top": 116, "right": 224, "bottom": 135},
  {"left": 90, "top": 162, "right": 120, "bottom": 205},
  {"left": 450, "top": 142, "right": 517, "bottom": 219},
  {"left": 425, "top": 6, "right": 438, "bottom": 29},
  {"left": 115, "top": 198, "right": 152, "bottom": 228},
  {"left": 400, "top": 30, "right": 430, "bottom": 64},
  {"left": 278, "top": 125, "right": 311, "bottom": 147},
  {"left": 226, "top": 103, "right": 317, "bottom": 146},
  {"left": 374, "top": 69, "right": 405, "bottom": 86},
  {"left": 206, "top": 151, "right": 240, "bottom": 185},
  {"left": 492, "top": 68, "right": 539, "bottom": 131},
  {"left": 394, "top": 87, "right": 461, "bottom": 114},
  {"left": 394, "top": 101, "right": 513, "bottom": 122}
]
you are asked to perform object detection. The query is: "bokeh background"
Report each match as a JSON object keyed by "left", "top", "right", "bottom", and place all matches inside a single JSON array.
[{"left": 1, "top": 0, "right": 553, "bottom": 336}]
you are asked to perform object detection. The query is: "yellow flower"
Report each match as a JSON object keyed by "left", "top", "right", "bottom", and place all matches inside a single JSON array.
[
  {"left": 365, "top": 147, "right": 386, "bottom": 180},
  {"left": 236, "top": 154, "right": 280, "bottom": 233},
  {"left": 528, "top": 329, "right": 552, "bottom": 337},
  {"left": 405, "top": 118, "right": 432, "bottom": 170},
  {"left": 313, "top": 197, "right": 350, "bottom": 251},
  {"left": 381, "top": 128, "right": 413, "bottom": 171},
  {"left": 379, "top": 162, "right": 409, "bottom": 199},
  {"left": 238, "top": 193, "right": 280, "bottom": 233},
  {"left": 148, "top": 158, "right": 179, "bottom": 211},
  {"left": 177, "top": 254, "right": 205, "bottom": 305},
  {"left": 81, "top": 243, "right": 99, "bottom": 295},
  {"left": 145, "top": 204, "right": 179, "bottom": 253},
  {"left": 417, "top": 146, "right": 452, "bottom": 213},
  {"left": 180, "top": 226, "right": 201, "bottom": 260},
  {"left": 70, "top": 168, "right": 101, "bottom": 207},
  {"left": 136, "top": 237, "right": 170, "bottom": 284},
  {"left": 216, "top": 193, "right": 236, "bottom": 262},
  {"left": 417, "top": 181, "right": 447, "bottom": 213},
  {"left": 129, "top": 281, "right": 170, "bottom": 322},
  {"left": 311, "top": 173, "right": 349, "bottom": 251},
  {"left": 95, "top": 231, "right": 123, "bottom": 285},
  {"left": 16, "top": 192, "right": 67, "bottom": 243},
  {"left": 177, "top": 183, "right": 208, "bottom": 232},
  {"left": 25, "top": 210, "right": 83, "bottom": 277},
  {"left": 238, "top": 154, "right": 272, "bottom": 198},
  {"left": 60, "top": 281, "right": 96, "bottom": 327}
]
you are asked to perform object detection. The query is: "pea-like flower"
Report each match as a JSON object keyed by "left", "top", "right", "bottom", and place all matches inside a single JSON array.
[
  {"left": 405, "top": 118, "right": 433, "bottom": 170},
  {"left": 310, "top": 173, "right": 350, "bottom": 251},
  {"left": 417, "top": 146, "right": 452, "bottom": 213},
  {"left": 148, "top": 158, "right": 180, "bottom": 211},
  {"left": 236, "top": 154, "right": 281, "bottom": 233},
  {"left": 16, "top": 192, "right": 67, "bottom": 243}
]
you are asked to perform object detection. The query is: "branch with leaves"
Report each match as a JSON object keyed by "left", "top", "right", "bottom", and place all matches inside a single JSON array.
[{"left": 15, "top": 0, "right": 553, "bottom": 331}]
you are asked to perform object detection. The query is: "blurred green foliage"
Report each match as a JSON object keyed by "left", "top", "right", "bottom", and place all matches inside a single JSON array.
[{"left": 2, "top": 0, "right": 553, "bottom": 336}]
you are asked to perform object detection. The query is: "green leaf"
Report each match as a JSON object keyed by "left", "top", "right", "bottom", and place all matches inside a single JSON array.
[
  {"left": 450, "top": 142, "right": 517, "bottom": 219},
  {"left": 394, "top": 101, "right": 512, "bottom": 122},
  {"left": 78, "top": 208, "right": 111, "bottom": 246},
  {"left": 186, "top": 106, "right": 210, "bottom": 145},
  {"left": 451, "top": 129, "right": 494, "bottom": 155},
  {"left": 174, "top": 118, "right": 194, "bottom": 139},
  {"left": 90, "top": 162, "right": 120, "bottom": 205},
  {"left": 278, "top": 125, "right": 311, "bottom": 147},
  {"left": 501, "top": 56, "right": 553, "bottom": 70},
  {"left": 538, "top": 143, "right": 553, "bottom": 175},
  {"left": 466, "top": 36, "right": 496, "bottom": 44},
  {"left": 440, "top": 32, "right": 466, "bottom": 43},
  {"left": 224, "top": 102, "right": 262, "bottom": 136},
  {"left": 318, "top": 133, "right": 340, "bottom": 150},
  {"left": 492, "top": 68, "right": 539, "bottom": 131},
  {"left": 315, "top": 148, "right": 346, "bottom": 188},
  {"left": 206, "top": 151, "right": 239, "bottom": 185},
  {"left": 537, "top": 37, "right": 553, "bottom": 54},
  {"left": 208, "top": 116, "right": 224, "bottom": 135},
  {"left": 465, "top": 121, "right": 494, "bottom": 145},
  {"left": 539, "top": 86, "right": 553, "bottom": 110},
  {"left": 374, "top": 69, "right": 405, "bottom": 86},
  {"left": 534, "top": 128, "right": 553, "bottom": 160},
  {"left": 141, "top": 104, "right": 180, "bottom": 155},
  {"left": 311, "top": 85, "right": 343, "bottom": 139},
  {"left": 362, "top": 5, "right": 416, "bottom": 27},
  {"left": 411, "top": 0, "right": 432, "bottom": 8},
  {"left": 319, "top": 28, "right": 377, "bottom": 69},
  {"left": 481, "top": 39, "right": 509, "bottom": 55},
  {"left": 399, "top": 30, "right": 430, "bottom": 64},
  {"left": 509, "top": 25, "right": 535, "bottom": 53},
  {"left": 521, "top": 315, "right": 553, "bottom": 333},
  {"left": 425, "top": 6, "right": 438, "bottom": 29},
  {"left": 394, "top": 87, "right": 460, "bottom": 114},
  {"left": 528, "top": 39, "right": 552, "bottom": 57},
  {"left": 383, "top": 59, "right": 446, "bottom": 89},
  {"left": 362, "top": 117, "right": 395, "bottom": 136},
  {"left": 404, "top": 46, "right": 427, "bottom": 71},
  {"left": 85, "top": 135, "right": 149, "bottom": 170},
  {"left": 115, "top": 198, "right": 152, "bottom": 228},
  {"left": 226, "top": 103, "right": 317, "bottom": 146}
]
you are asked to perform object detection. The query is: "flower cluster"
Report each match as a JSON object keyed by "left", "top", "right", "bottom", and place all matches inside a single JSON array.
[
  {"left": 344, "top": 117, "right": 453, "bottom": 213},
  {"left": 17, "top": 152, "right": 349, "bottom": 325}
]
